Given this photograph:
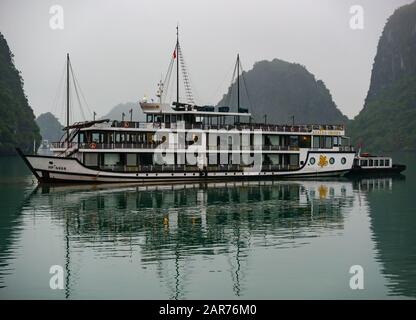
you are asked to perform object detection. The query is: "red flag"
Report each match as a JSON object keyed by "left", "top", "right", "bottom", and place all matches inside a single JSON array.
[{"left": 173, "top": 49, "right": 176, "bottom": 59}]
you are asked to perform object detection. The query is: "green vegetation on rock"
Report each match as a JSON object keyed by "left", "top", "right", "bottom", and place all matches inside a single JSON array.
[
  {"left": 217, "top": 58, "right": 348, "bottom": 125},
  {"left": 348, "top": 1, "right": 416, "bottom": 152},
  {"left": 36, "top": 112, "right": 64, "bottom": 142},
  {"left": 0, "top": 32, "right": 40, "bottom": 155}
]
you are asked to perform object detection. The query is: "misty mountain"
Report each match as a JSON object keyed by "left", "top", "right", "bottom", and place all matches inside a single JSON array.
[
  {"left": 100, "top": 102, "right": 145, "bottom": 122},
  {"left": 0, "top": 32, "right": 40, "bottom": 155},
  {"left": 36, "top": 112, "right": 63, "bottom": 142},
  {"left": 217, "top": 58, "right": 348, "bottom": 124},
  {"left": 348, "top": 1, "right": 416, "bottom": 152}
]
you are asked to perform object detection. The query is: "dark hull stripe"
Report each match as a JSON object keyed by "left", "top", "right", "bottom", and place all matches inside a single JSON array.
[{"left": 37, "top": 169, "right": 350, "bottom": 183}]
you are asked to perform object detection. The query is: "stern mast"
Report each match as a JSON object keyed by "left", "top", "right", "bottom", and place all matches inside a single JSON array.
[
  {"left": 176, "top": 25, "right": 179, "bottom": 106},
  {"left": 66, "top": 53, "right": 70, "bottom": 144}
]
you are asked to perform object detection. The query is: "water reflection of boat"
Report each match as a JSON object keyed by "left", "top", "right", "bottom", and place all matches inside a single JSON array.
[
  {"left": 3, "top": 176, "right": 412, "bottom": 298},
  {"left": 28, "top": 179, "right": 355, "bottom": 298}
]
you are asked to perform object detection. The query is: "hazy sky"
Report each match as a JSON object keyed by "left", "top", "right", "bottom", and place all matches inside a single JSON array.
[{"left": 0, "top": 0, "right": 413, "bottom": 123}]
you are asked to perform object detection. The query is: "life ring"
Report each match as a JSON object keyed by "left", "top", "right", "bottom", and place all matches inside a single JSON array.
[
  {"left": 89, "top": 142, "right": 97, "bottom": 149},
  {"left": 123, "top": 121, "right": 129, "bottom": 128}
]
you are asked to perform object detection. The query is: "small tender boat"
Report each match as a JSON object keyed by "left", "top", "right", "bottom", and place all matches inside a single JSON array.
[{"left": 345, "top": 152, "right": 406, "bottom": 176}]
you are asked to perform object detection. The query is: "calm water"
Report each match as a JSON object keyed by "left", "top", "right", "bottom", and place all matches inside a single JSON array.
[{"left": 0, "top": 154, "right": 415, "bottom": 299}]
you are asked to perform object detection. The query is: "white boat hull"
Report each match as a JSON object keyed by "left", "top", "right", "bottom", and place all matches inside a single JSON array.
[{"left": 18, "top": 149, "right": 355, "bottom": 183}]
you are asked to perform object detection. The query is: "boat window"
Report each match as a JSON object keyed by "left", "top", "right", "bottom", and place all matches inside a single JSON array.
[
  {"left": 79, "top": 132, "right": 85, "bottom": 143},
  {"left": 146, "top": 114, "right": 153, "bottom": 123},
  {"left": 126, "top": 153, "right": 137, "bottom": 166},
  {"left": 360, "top": 160, "right": 368, "bottom": 167},
  {"left": 299, "top": 136, "right": 311, "bottom": 148},
  {"left": 379, "top": 159, "right": 384, "bottom": 166},
  {"left": 92, "top": 133, "right": 100, "bottom": 143},
  {"left": 104, "top": 153, "right": 120, "bottom": 166},
  {"left": 313, "top": 136, "right": 320, "bottom": 149},
  {"left": 325, "top": 136, "right": 332, "bottom": 149},
  {"left": 369, "top": 159, "right": 373, "bottom": 166},
  {"left": 341, "top": 157, "right": 347, "bottom": 165},
  {"left": 329, "top": 157, "right": 335, "bottom": 164},
  {"left": 374, "top": 160, "right": 379, "bottom": 166},
  {"left": 333, "top": 136, "right": 340, "bottom": 146},
  {"left": 289, "top": 136, "right": 299, "bottom": 148},
  {"left": 84, "top": 153, "right": 98, "bottom": 166},
  {"left": 385, "top": 159, "right": 390, "bottom": 167},
  {"left": 310, "top": 157, "right": 316, "bottom": 165},
  {"left": 289, "top": 154, "right": 299, "bottom": 166}
]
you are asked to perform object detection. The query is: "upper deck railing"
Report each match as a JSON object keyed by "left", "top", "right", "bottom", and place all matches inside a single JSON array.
[
  {"left": 108, "top": 121, "right": 345, "bottom": 133},
  {"left": 50, "top": 141, "right": 354, "bottom": 152}
]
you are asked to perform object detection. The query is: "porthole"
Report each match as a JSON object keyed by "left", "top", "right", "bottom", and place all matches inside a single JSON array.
[
  {"left": 341, "top": 157, "right": 346, "bottom": 165},
  {"left": 329, "top": 157, "right": 335, "bottom": 165},
  {"left": 310, "top": 157, "right": 316, "bottom": 165}
]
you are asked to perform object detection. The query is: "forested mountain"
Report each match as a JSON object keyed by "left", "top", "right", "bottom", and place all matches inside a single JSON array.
[
  {"left": 36, "top": 112, "right": 63, "bottom": 142},
  {"left": 348, "top": 1, "right": 416, "bottom": 151},
  {"left": 100, "top": 102, "right": 145, "bottom": 121},
  {"left": 0, "top": 32, "right": 40, "bottom": 155},
  {"left": 217, "top": 58, "right": 348, "bottom": 125}
]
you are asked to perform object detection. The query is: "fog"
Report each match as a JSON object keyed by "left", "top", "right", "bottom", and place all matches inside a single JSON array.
[{"left": 0, "top": 0, "right": 413, "bottom": 123}]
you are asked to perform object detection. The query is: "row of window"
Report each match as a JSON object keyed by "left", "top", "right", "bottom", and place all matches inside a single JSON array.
[
  {"left": 360, "top": 159, "right": 390, "bottom": 167},
  {"left": 81, "top": 131, "right": 345, "bottom": 150},
  {"left": 312, "top": 136, "right": 343, "bottom": 149},
  {"left": 83, "top": 152, "right": 302, "bottom": 167}
]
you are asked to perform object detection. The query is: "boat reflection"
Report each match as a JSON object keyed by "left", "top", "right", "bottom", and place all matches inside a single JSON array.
[
  {"left": 30, "top": 179, "right": 356, "bottom": 298},
  {"left": 1, "top": 176, "right": 410, "bottom": 298}
]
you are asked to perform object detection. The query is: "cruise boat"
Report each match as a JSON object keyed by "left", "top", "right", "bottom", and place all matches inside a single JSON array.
[{"left": 18, "top": 32, "right": 356, "bottom": 183}]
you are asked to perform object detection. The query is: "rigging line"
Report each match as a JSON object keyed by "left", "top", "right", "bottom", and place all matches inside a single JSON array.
[
  {"left": 225, "top": 58, "right": 238, "bottom": 108},
  {"left": 162, "top": 57, "right": 175, "bottom": 103},
  {"left": 74, "top": 75, "right": 93, "bottom": 118},
  {"left": 51, "top": 61, "right": 67, "bottom": 116},
  {"left": 208, "top": 61, "right": 235, "bottom": 105},
  {"left": 239, "top": 59, "right": 253, "bottom": 113},
  {"left": 71, "top": 72, "right": 87, "bottom": 121},
  {"left": 69, "top": 61, "right": 87, "bottom": 121},
  {"left": 179, "top": 45, "right": 200, "bottom": 104},
  {"left": 177, "top": 43, "right": 195, "bottom": 104},
  {"left": 69, "top": 61, "right": 93, "bottom": 118}
]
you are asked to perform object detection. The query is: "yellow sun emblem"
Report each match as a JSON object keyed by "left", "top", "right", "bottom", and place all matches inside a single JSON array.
[
  {"left": 318, "top": 185, "right": 328, "bottom": 199},
  {"left": 318, "top": 155, "right": 328, "bottom": 168}
]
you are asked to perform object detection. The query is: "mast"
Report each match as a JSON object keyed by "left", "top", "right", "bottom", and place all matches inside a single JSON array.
[
  {"left": 66, "top": 53, "right": 70, "bottom": 143},
  {"left": 176, "top": 25, "right": 179, "bottom": 106},
  {"left": 237, "top": 54, "right": 240, "bottom": 112}
]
